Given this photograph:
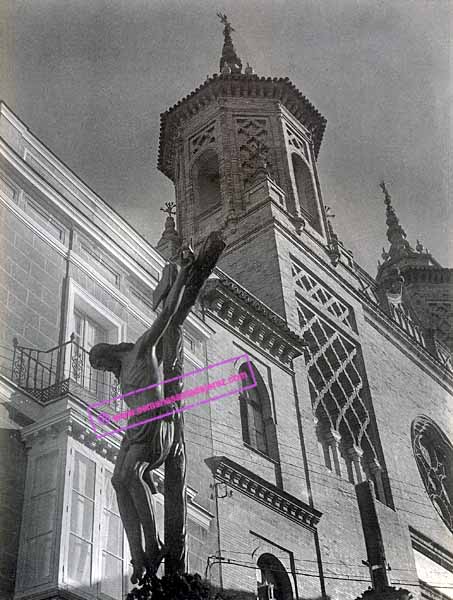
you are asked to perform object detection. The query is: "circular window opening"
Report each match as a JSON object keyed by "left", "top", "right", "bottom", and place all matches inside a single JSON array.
[{"left": 411, "top": 415, "right": 453, "bottom": 533}]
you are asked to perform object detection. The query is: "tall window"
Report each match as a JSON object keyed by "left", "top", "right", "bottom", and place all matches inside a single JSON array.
[
  {"left": 194, "top": 149, "right": 221, "bottom": 213},
  {"left": 68, "top": 451, "right": 96, "bottom": 588},
  {"left": 74, "top": 310, "right": 107, "bottom": 354},
  {"left": 73, "top": 310, "right": 107, "bottom": 394},
  {"left": 66, "top": 449, "right": 126, "bottom": 599},
  {"left": 19, "top": 450, "right": 59, "bottom": 589},
  {"left": 291, "top": 153, "right": 321, "bottom": 232},
  {"left": 239, "top": 363, "right": 279, "bottom": 461},
  {"left": 100, "top": 469, "right": 124, "bottom": 598},
  {"left": 239, "top": 363, "right": 267, "bottom": 454}
]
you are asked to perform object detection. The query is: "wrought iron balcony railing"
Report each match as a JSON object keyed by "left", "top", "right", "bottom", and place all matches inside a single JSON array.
[{"left": 10, "top": 335, "right": 123, "bottom": 412}]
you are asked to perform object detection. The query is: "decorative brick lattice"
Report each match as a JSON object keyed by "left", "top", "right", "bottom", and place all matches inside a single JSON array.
[
  {"left": 388, "top": 301, "right": 426, "bottom": 347},
  {"left": 292, "top": 260, "right": 380, "bottom": 473},
  {"left": 189, "top": 123, "right": 216, "bottom": 158},
  {"left": 285, "top": 124, "right": 310, "bottom": 161},
  {"left": 292, "top": 259, "right": 356, "bottom": 332},
  {"left": 236, "top": 117, "right": 274, "bottom": 183},
  {"left": 298, "top": 300, "right": 376, "bottom": 457}
]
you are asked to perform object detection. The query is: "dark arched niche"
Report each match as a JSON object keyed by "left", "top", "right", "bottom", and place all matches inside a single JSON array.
[
  {"left": 193, "top": 149, "right": 221, "bottom": 214},
  {"left": 257, "top": 553, "right": 293, "bottom": 600},
  {"left": 291, "top": 153, "right": 321, "bottom": 232}
]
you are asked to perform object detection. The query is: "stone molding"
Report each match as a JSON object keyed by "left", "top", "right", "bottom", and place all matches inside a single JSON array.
[
  {"left": 202, "top": 271, "right": 307, "bottom": 366},
  {"left": 20, "top": 406, "right": 121, "bottom": 462},
  {"left": 205, "top": 455, "right": 321, "bottom": 530},
  {"left": 409, "top": 526, "right": 453, "bottom": 574}
]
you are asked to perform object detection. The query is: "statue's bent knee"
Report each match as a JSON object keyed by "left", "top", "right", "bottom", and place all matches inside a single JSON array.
[
  {"left": 111, "top": 471, "right": 125, "bottom": 491},
  {"left": 112, "top": 465, "right": 137, "bottom": 490}
]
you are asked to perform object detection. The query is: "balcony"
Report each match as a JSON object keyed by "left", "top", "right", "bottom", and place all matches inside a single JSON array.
[{"left": 5, "top": 335, "right": 123, "bottom": 414}]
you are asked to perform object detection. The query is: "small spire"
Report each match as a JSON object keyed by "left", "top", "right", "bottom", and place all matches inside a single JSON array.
[
  {"left": 159, "top": 202, "right": 179, "bottom": 241},
  {"left": 157, "top": 201, "right": 181, "bottom": 259},
  {"left": 376, "top": 182, "right": 441, "bottom": 279},
  {"left": 379, "top": 181, "right": 412, "bottom": 262},
  {"left": 244, "top": 62, "right": 253, "bottom": 75},
  {"left": 217, "top": 13, "right": 242, "bottom": 74},
  {"left": 160, "top": 201, "right": 176, "bottom": 220}
]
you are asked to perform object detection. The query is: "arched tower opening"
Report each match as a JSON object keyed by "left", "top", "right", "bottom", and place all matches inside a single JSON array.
[
  {"left": 291, "top": 153, "right": 321, "bottom": 233},
  {"left": 192, "top": 149, "right": 221, "bottom": 215}
]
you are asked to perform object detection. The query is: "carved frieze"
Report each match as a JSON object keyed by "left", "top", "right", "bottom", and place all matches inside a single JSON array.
[
  {"left": 236, "top": 117, "right": 275, "bottom": 184},
  {"left": 189, "top": 122, "right": 216, "bottom": 159}
]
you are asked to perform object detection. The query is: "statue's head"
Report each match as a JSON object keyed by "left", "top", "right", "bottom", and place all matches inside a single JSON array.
[{"left": 89, "top": 342, "right": 134, "bottom": 378}]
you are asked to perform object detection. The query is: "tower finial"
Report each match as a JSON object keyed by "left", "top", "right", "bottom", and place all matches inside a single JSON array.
[
  {"left": 160, "top": 201, "right": 176, "bottom": 219},
  {"left": 157, "top": 201, "right": 181, "bottom": 260},
  {"left": 217, "top": 13, "right": 242, "bottom": 74},
  {"left": 379, "top": 181, "right": 412, "bottom": 262}
]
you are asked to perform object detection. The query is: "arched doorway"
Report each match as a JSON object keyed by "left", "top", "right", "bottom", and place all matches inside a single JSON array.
[{"left": 257, "top": 553, "right": 293, "bottom": 600}]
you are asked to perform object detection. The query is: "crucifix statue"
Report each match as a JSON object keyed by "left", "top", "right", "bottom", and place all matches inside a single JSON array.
[{"left": 89, "top": 229, "right": 225, "bottom": 584}]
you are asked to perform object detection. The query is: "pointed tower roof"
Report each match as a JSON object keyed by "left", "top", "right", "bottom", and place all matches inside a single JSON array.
[
  {"left": 157, "top": 14, "right": 326, "bottom": 180},
  {"left": 380, "top": 181, "right": 412, "bottom": 262},
  {"left": 376, "top": 182, "right": 440, "bottom": 280},
  {"left": 217, "top": 13, "right": 242, "bottom": 74}
]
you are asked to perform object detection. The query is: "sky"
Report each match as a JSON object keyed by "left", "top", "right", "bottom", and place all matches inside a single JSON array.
[{"left": 0, "top": 0, "right": 451, "bottom": 275}]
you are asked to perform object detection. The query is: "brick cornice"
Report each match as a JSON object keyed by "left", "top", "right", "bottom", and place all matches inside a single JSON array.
[
  {"left": 202, "top": 270, "right": 307, "bottom": 366},
  {"left": 205, "top": 455, "right": 322, "bottom": 530},
  {"left": 158, "top": 73, "right": 327, "bottom": 179}
]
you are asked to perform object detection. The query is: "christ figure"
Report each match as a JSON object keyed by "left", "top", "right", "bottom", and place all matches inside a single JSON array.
[{"left": 89, "top": 231, "right": 225, "bottom": 584}]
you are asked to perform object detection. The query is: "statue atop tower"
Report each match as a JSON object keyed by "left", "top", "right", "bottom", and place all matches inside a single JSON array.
[{"left": 217, "top": 13, "right": 242, "bottom": 74}]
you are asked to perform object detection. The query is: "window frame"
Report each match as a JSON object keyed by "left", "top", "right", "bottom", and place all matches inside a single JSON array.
[
  {"left": 239, "top": 361, "right": 279, "bottom": 461},
  {"left": 64, "top": 279, "right": 125, "bottom": 392},
  {"left": 61, "top": 439, "right": 130, "bottom": 600}
]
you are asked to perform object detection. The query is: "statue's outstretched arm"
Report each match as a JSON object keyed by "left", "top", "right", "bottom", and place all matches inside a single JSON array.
[{"left": 136, "top": 251, "right": 194, "bottom": 357}]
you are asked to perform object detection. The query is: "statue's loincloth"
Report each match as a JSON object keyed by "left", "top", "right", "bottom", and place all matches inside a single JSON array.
[{"left": 124, "top": 412, "right": 175, "bottom": 490}]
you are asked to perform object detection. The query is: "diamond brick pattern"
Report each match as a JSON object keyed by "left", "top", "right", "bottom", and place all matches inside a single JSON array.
[
  {"left": 297, "top": 300, "right": 376, "bottom": 459},
  {"left": 292, "top": 259, "right": 356, "bottom": 332},
  {"left": 292, "top": 259, "right": 378, "bottom": 462}
]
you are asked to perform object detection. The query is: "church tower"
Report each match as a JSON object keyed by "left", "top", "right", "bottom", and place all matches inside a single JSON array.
[
  {"left": 158, "top": 15, "right": 336, "bottom": 323},
  {"left": 376, "top": 182, "right": 453, "bottom": 357},
  {"left": 158, "top": 16, "right": 393, "bottom": 503}
]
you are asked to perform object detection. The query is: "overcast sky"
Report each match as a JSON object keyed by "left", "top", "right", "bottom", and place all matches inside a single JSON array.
[{"left": 1, "top": 0, "right": 451, "bottom": 275}]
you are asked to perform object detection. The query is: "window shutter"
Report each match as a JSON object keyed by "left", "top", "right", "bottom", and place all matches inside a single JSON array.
[
  {"left": 21, "top": 450, "right": 59, "bottom": 589},
  {"left": 67, "top": 451, "right": 95, "bottom": 588},
  {"left": 100, "top": 469, "right": 124, "bottom": 599}
]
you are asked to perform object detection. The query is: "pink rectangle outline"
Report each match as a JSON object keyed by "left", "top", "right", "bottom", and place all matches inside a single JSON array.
[{"left": 87, "top": 353, "right": 257, "bottom": 440}]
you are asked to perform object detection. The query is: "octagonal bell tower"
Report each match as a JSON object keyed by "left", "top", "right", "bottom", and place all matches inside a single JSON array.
[{"left": 157, "top": 16, "right": 331, "bottom": 319}]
